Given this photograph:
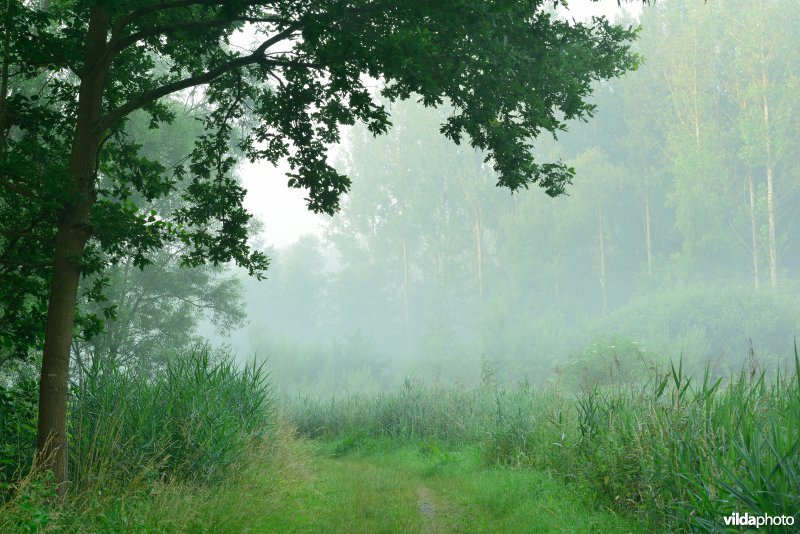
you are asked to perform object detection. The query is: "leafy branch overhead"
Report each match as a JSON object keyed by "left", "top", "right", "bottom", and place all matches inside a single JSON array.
[{"left": 5, "top": 1, "right": 637, "bottom": 267}]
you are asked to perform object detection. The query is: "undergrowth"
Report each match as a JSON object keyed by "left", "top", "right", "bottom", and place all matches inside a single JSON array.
[
  {"left": 0, "top": 346, "right": 275, "bottom": 532},
  {"left": 287, "top": 347, "right": 800, "bottom": 532}
]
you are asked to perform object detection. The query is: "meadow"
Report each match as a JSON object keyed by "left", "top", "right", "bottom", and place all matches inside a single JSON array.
[{"left": 2, "top": 346, "right": 798, "bottom": 532}]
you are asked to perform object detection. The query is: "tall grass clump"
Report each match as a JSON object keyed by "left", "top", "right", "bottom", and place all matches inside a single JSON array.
[
  {"left": 69, "top": 345, "right": 272, "bottom": 490},
  {"left": 639, "top": 353, "right": 797, "bottom": 530},
  {"left": 1, "top": 346, "right": 275, "bottom": 532},
  {"left": 0, "top": 360, "right": 39, "bottom": 500}
]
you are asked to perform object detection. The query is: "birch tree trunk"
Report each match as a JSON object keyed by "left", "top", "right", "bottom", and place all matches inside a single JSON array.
[
  {"left": 598, "top": 208, "right": 607, "bottom": 314},
  {"left": 475, "top": 204, "right": 483, "bottom": 305},
  {"left": 402, "top": 235, "right": 410, "bottom": 338},
  {"left": 747, "top": 168, "right": 760, "bottom": 289},
  {"left": 644, "top": 191, "right": 653, "bottom": 276},
  {"left": 761, "top": 59, "right": 778, "bottom": 289}
]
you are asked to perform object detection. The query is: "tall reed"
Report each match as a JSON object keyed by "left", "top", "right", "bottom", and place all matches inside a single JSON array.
[{"left": 70, "top": 346, "right": 272, "bottom": 490}]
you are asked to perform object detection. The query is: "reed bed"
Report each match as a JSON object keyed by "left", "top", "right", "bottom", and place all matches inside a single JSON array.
[
  {"left": 286, "top": 350, "right": 800, "bottom": 532},
  {"left": 1, "top": 347, "right": 273, "bottom": 531}
]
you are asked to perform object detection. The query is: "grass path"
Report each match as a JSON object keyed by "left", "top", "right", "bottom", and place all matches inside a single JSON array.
[
  {"left": 249, "top": 440, "right": 642, "bottom": 534},
  {"left": 6, "top": 433, "right": 644, "bottom": 532}
]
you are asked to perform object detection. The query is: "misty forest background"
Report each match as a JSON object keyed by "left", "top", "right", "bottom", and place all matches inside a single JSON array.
[{"left": 190, "top": 0, "right": 800, "bottom": 394}]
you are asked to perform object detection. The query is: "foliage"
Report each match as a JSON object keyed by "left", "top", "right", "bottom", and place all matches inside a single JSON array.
[
  {"left": 593, "top": 285, "right": 800, "bottom": 369},
  {"left": 0, "top": 361, "right": 38, "bottom": 500},
  {"left": 77, "top": 249, "right": 246, "bottom": 371},
  {"left": 228, "top": 0, "right": 800, "bottom": 392},
  {"left": 1, "top": 0, "right": 640, "bottom": 486},
  {"left": 0, "top": 0, "right": 639, "bottom": 361},
  {"left": 72, "top": 107, "right": 248, "bottom": 369},
  {"left": 0, "top": 469, "right": 58, "bottom": 533}
]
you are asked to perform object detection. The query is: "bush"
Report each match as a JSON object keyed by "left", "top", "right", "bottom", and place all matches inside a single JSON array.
[
  {"left": 0, "top": 470, "right": 58, "bottom": 532},
  {"left": 594, "top": 285, "right": 800, "bottom": 371}
]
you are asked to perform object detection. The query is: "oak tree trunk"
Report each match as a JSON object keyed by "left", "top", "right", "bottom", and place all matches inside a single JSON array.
[{"left": 36, "top": 6, "right": 110, "bottom": 496}]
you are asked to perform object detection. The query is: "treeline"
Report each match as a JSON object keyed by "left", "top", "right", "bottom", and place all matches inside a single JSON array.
[{"left": 240, "top": 0, "right": 800, "bottom": 391}]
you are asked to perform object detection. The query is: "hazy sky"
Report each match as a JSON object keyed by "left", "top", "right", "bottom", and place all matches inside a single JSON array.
[
  {"left": 240, "top": 160, "right": 327, "bottom": 248},
  {"left": 240, "top": 0, "right": 642, "bottom": 248}
]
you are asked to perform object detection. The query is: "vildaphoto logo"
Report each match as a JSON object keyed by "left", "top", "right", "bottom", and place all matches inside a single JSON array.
[{"left": 722, "top": 512, "right": 795, "bottom": 529}]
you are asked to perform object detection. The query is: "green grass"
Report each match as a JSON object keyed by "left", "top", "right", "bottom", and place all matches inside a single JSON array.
[
  {"left": 0, "top": 427, "right": 641, "bottom": 533},
  {"left": 297, "top": 439, "right": 642, "bottom": 534}
]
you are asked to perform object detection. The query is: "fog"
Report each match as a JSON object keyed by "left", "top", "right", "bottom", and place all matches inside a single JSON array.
[{"left": 211, "top": 0, "right": 799, "bottom": 395}]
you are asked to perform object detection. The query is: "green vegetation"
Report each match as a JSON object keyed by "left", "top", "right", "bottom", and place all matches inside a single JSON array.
[
  {"left": 252, "top": 441, "right": 641, "bottom": 533},
  {"left": 1, "top": 347, "right": 273, "bottom": 531},
  {"left": 288, "top": 351, "right": 800, "bottom": 532},
  {"left": 1, "top": 429, "right": 640, "bottom": 533},
  {"left": 3, "top": 343, "right": 799, "bottom": 531},
  {"left": 1, "top": 0, "right": 638, "bottom": 490}
]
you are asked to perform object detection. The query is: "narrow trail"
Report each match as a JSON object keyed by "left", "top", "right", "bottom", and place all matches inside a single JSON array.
[
  {"left": 417, "top": 485, "right": 461, "bottom": 533},
  {"left": 251, "top": 442, "right": 642, "bottom": 533}
]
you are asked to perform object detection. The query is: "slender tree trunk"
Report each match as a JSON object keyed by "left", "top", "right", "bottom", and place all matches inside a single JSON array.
[
  {"left": 747, "top": 168, "right": 760, "bottom": 289},
  {"left": 402, "top": 235, "right": 410, "bottom": 338},
  {"left": 692, "top": 35, "right": 701, "bottom": 149},
  {"left": 765, "top": 162, "right": 777, "bottom": 288},
  {"left": 644, "top": 192, "right": 653, "bottom": 276},
  {"left": 761, "top": 63, "right": 778, "bottom": 289},
  {"left": 598, "top": 208, "right": 607, "bottom": 314},
  {"left": 475, "top": 204, "right": 483, "bottom": 305},
  {"left": 36, "top": 6, "right": 110, "bottom": 496},
  {"left": 551, "top": 201, "right": 560, "bottom": 300},
  {"left": 554, "top": 253, "right": 560, "bottom": 299}
]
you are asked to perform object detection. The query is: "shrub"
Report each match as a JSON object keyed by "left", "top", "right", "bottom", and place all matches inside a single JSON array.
[
  {"left": 594, "top": 285, "right": 800, "bottom": 371},
  {"left": 558, "top": 334, "right": 658, "bottom": 392},
  {"left": 0, "top": 469, "right": 57, "bottom": 533}
]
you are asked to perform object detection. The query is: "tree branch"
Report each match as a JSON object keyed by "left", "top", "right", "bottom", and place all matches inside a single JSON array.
[
  {"left": 112, "top": 0, "right": 281, "bottom": 35},
  {"left": 98, "top": 25, "right": 299, "bottom": 133},
  {"left": 110, "top": 15, "right": 290, "bottom": 54},
  {"left": 113, "top": 0, "right": 222, "bottom": 34},
  {"left": 1, "top": 178, "right": 35, "bottom": 198},
  {"left": 0, "top": 257, "right": 52, "bottom": 268}
]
